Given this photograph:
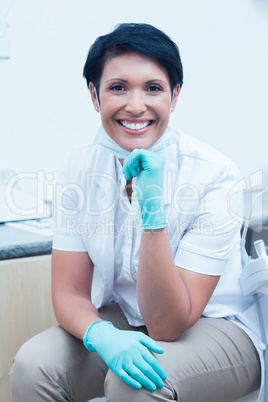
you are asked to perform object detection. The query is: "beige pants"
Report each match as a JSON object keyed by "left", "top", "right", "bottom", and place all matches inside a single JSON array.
[{"left": 9, "top": 302, "right": 261, "bottom": 402}]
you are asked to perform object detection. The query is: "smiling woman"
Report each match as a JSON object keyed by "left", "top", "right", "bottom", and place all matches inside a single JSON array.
[
  {"left": 9, "top": 23, "right": 264, "bottom": 402},
  {"left": 89, "top": 52, "right": 180, "bottom": 151}
]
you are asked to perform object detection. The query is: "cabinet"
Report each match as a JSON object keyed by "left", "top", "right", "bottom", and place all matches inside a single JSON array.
[{"left": 0, "top": 255, "right": 57, "bottom": 402}]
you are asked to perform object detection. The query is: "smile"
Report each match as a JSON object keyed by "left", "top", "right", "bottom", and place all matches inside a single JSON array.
[{"left": 118, "top": 120, "right": 152, "bottom": 131}]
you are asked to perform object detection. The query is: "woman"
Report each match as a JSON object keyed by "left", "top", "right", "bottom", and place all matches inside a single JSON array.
[{"left": 10, "top": 23, "right": 263, "bottom": 401}]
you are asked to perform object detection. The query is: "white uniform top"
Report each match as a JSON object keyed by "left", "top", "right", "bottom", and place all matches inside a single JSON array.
[{"left": 53, "top": 126, "right": 267, "bottom": 401}]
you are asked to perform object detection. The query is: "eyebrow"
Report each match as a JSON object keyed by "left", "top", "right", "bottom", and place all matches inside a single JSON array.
[
  {"left": 105, "top": 78, "right": 168, "bottom": 84},
  {"left": 105, "top": 78, "right": 127, "bottom": 83}
]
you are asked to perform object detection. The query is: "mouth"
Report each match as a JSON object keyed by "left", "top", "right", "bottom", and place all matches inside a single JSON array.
[{"left": 117, "top": 120, "right": 153, "bottom": 132}]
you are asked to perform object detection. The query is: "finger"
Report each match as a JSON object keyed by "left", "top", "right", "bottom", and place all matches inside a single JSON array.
[
  {"left": 129, "top": 151, "right": 140, "bottom": 169},
  {"left": 133, "top": 354, "right": 165, "bottom": 389},
  {"left": 117, "top": 368, "right": 142, "bottom": 389},
  {"left": 139, "top": 346, "right": 167, "bottom": 381},
  {"left": 139, "top": 332, "right": 165, "bottom": 354},
  {"left": 123, "top": 152, "right": 140, "bottom": 178},
  {"left": 123, "top": 362, "right": 157, "bottom": 391},
  {"left": 122, "top": 164, "right": 132, "bottom": 181},
  {"left": 128, "top": 160, "right": 139, "bottom": 178},
  {"left": 123, "top": 160, "right": 139, "bottom": 180}
]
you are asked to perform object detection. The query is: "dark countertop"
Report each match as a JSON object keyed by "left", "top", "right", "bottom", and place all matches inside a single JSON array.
[
  {"left": 0, "top": 209, "right": 267, "bottom": 261},
  {"left": 0, "top": 220, "right": 53, "bottom": 260}
]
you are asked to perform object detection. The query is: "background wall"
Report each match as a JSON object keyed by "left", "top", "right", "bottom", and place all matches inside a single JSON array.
[{"left": 1, "top": 0, "right": 268, "bottom": 192}]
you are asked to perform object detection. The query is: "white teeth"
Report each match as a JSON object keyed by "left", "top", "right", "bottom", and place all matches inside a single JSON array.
[{"left": 120, "top": 121, "right": 150, "bottom": 130}]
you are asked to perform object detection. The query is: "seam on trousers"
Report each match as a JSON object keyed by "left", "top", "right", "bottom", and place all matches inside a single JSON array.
[
  {"left": 164, "top": 378, "right": 178, "bottom": 400},
  {"left": 56, "top": 353, "right": 105, "bottom": 401},
  {"left": 55, "top": 353, "right": 96, "bottom": 383},
  {"left": 56, "top": 371, "right": 72, "bottom": 402}
]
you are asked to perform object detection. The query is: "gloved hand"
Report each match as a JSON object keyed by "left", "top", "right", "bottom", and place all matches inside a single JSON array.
[
  {"left": 123, "top": 149, "right": 167, "bottom": 229},
  {"left": 83, "top": 320, "right": 166, "bottom": 391}
]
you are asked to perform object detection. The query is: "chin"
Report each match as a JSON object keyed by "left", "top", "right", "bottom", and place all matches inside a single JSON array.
[{"left": 121, "top": 139, "right": 154, "bottom": 151}]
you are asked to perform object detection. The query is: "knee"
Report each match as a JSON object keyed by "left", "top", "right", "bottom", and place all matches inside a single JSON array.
[
  {"left": 10, "top": 327, "right": 65, "bottom": 392},
  {"left": 9, "top": 339, "right": 41, "bottom": 400},
  {"left": 104, "top": 369, "right": 175, "bottom": 402},
  {"left": 10, "top": 335, "right": 44, "bottom": 387},
  {"left": 10, "top": 327, "right": 68, "bottom": 401},
  {"left": 104, "top": 370, "right": 142, "bottom": 402}
]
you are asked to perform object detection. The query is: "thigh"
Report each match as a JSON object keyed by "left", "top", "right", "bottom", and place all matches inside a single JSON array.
[
  {"left": 158, "top": 317, "right": 261, "bottom": 401},
  {"left": 10, "top": 325, "right": 106, "bottom": 402},
  {"left": 10, "top": 302, "right": 134, "bottom": 402},
  {"left": 105, "top": 317, "right": 261, "bottom": 402}
]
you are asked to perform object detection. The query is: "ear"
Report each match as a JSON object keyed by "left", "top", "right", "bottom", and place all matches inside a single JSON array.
[
  {"left": 89, "top": 82, "right": 100, "bottom": 112},
  {"left": 171, "top": 84, "right": 180, "bottom": 113}
]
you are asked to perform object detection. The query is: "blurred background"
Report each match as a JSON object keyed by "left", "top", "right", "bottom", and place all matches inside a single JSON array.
[{"left": 1, "top": 0, "right": 268, "bottom": 186}]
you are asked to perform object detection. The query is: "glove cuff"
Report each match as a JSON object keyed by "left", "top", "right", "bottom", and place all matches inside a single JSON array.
[
  {"left": 141, "top": 204, "right": 167, "bottom": 230},
  {"left": 83, "top": 320, "right": 113, "bottom": 352}
]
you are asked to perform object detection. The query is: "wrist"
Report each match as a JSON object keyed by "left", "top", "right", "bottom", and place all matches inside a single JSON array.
[
  {"left": 83, "top": 320, "right": 113, "bottom": 351},
  {"left": 141, "top": 203, "right": 167, "bottom": 230}
]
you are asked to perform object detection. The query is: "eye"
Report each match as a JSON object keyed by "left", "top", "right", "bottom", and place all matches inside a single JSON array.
[
  {"left": 110, "top": 83, "right": 126, "bottom": 92},
  {"left": 146, "top": 84, "right": 163, "bottom": 93}
]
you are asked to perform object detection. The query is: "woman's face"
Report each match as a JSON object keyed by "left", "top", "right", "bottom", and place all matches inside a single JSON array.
[{"left": 90, "top": 52, "right": 180, "bottom": 151}]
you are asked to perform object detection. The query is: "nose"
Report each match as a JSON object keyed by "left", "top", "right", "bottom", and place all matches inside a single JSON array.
[{"left": 124, "top": 90, "right": 147, "bottom": 115}]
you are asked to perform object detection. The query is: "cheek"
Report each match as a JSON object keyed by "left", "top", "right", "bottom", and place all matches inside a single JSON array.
[
  {"left": 101, "top": 99, "right": 122, "bottom": 119},
  {"left": 156, "top": 105, "right": 171, "bottom": 120},
  {"left": 100, "top": 103, "right": 115, "bottom": 119},
  {"left": 152, "top": 97, "right": 171, "bottom": 115}
]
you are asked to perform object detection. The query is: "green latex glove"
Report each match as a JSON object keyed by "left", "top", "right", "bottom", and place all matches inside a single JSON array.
[
  {"left": 83, "top": 320, "right": 166, "bottom": 391},
  {"left": 123, "top": 149, "right": 167, "bottom": 230}
]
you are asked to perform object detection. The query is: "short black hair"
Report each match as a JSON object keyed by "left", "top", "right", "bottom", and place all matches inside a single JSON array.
[{"left": 83, "top": 23, "right": 183, "bottom": 95}]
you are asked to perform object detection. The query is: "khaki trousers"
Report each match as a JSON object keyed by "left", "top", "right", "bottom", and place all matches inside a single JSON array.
[{"left": 9, "top": 302, "right": 261, "bottom": 402}]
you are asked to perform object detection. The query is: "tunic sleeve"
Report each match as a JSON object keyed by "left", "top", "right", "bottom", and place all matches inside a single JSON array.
[{"left": 174, "top": 161, "right": 243, "bottom": 276}]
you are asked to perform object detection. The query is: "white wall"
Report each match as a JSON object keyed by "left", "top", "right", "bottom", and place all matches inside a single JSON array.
[{"left": 1, "top": 0, "right": 268, "bottom": 188}]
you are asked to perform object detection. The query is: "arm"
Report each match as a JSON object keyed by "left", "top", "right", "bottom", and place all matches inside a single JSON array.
[
  {"left": 123, "top": 149, "right": 220, "bottom": 342},
  {"left": 52, "top": 248, "right": 167, "bottom": 391},
  {"left": 52, "top": 154, "right": 167, "bottom": 391},
  {"left": 137, "top": 228, "right": 219, "bottom": 341},
  {"left": 51, "top": 249, "right": 100, "bottom": 340}
]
